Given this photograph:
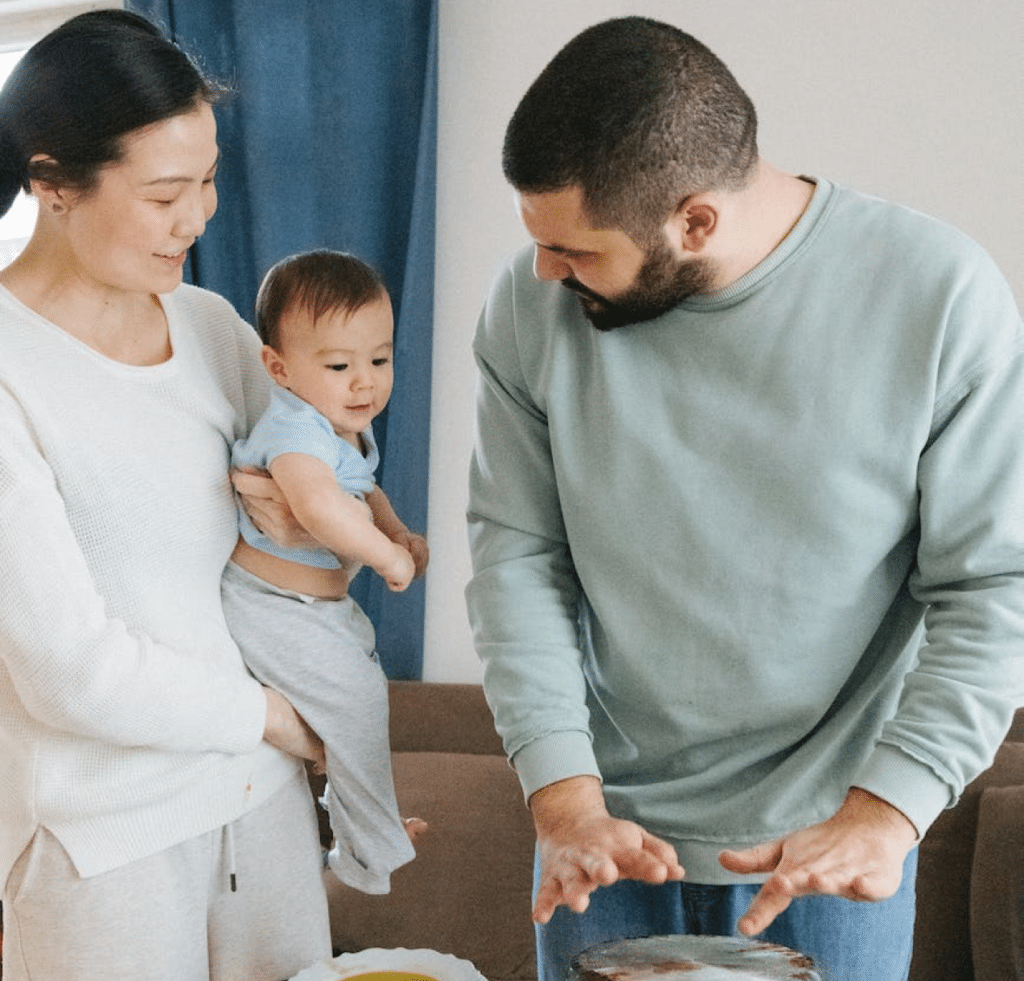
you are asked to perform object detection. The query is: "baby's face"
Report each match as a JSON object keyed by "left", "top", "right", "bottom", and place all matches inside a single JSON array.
[{"left": 266, "top": 293, "right": 394, "bottom": 447}]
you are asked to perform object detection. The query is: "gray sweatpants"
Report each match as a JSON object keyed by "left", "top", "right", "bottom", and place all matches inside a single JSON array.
[
  {"left": 222, "top": 561, "right": 414, "bottom": 895},
  {"left": 2, "top": 768, "right": 330, "bottom": 981}
]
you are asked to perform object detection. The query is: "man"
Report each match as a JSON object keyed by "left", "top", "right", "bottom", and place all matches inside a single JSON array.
[{"left": 465, "top": 16, "right": 1024, "bottom": 981}]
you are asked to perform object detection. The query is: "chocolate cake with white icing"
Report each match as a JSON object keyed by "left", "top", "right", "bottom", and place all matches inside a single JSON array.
[{"left": 569, "top": 935, "right": 820, "bottom": 981}]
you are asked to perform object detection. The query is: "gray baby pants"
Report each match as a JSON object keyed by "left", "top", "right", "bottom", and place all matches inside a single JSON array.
[{"left": 222, "top": 560, "right": 415, "bottom": 894}]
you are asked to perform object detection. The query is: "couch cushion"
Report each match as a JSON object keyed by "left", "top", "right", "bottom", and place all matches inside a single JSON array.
[{"left": 325, "top": 750, "right": 537, "bottom": 981}]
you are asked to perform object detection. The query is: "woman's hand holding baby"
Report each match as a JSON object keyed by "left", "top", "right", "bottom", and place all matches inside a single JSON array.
[
  {"left": 232, "top": 467, "right": 321, "bottom": 551},
  {"left": 262, "top": 685, "right": 326, "bottom": 769}
]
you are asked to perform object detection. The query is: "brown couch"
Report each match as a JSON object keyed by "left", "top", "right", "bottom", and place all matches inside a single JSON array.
[
  {"left": 312, "top": 683, "right": 1023, "bottom": 981},
  {"left": 909, "top": 710, "right": 1024, "bottom": 981},
  {"left": 316, "top": 681, "right": 537, "bottom": 981}
]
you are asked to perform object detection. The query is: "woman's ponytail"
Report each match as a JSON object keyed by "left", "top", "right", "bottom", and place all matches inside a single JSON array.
[{"left": 0, "top": 125, "right": 24, "bottom": 218}]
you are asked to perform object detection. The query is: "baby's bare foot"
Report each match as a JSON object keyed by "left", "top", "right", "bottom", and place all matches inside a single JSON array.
[{"left": 403, "top": 816, "right": 429, "bottom": 844}]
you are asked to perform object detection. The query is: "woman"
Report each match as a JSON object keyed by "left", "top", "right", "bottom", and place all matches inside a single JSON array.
[{"left": 0, "top": 11, "right": 332, "bottom": 980}]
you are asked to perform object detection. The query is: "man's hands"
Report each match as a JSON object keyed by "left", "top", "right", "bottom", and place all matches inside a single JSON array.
[
  {"left": 719, "top": 787, "right": 918, "bottom": 936},
  {"left": 529, "top": 776, "right": 685, "bottom": 924},
  {"left": 529, "top": 779, "right": 916, "bottom": 934}
]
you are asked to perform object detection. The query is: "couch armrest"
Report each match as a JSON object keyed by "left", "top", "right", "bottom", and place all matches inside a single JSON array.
[
  {"left": 1004, "top": 708, "right": 1024, "bottom": 744},
  {"left": 970, "top": 782, "right": 1024, "bottom": 980},
  {"left": 388, "top": 680, "right": 506, "bottom": 755},
  {"left": 911, "top": 741, "right": 1024, "bottom": 981}
]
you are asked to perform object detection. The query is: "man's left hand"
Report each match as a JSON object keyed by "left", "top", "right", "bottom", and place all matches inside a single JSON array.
[{"left": 718, "top": 787, "right": 918, "bottom": 936}]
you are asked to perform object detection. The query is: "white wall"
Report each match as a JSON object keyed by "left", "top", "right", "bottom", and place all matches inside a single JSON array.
[{"left": 424, "top": 0, "right": 1024, "bottom": 681}]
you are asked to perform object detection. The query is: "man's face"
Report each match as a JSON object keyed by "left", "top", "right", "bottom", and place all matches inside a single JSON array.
[{"left": 517, "top": 186, "right": 714, "bottom": 331}]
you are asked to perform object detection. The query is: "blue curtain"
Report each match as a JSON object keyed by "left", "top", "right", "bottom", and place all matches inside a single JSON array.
[{"left": 127, "top": 0, "right": 437, "bottom": 679}]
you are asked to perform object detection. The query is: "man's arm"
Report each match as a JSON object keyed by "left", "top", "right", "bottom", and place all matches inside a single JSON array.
[
  {"left": 723, "top": 259, "right": 1024, "bottom": 935},
  {"left": 466, "top": 264, "right": 687, "bottom": 920}
]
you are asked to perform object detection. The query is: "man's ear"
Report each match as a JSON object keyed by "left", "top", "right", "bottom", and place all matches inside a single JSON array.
[
  {"left": 665, "top": 195, "right": 719, "bottom": 256},
  {"left": 261, "top": 345, "right": 289, "bottom": 385}
]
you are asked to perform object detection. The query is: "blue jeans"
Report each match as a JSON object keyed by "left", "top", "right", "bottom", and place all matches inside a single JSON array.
[{"left": 535, "top": 849, "right": 917, "bottom": 981}]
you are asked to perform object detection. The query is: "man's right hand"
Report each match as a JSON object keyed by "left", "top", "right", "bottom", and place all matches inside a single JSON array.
[{"left": 529, "top": 775, "right": 685, "bottom": 924}]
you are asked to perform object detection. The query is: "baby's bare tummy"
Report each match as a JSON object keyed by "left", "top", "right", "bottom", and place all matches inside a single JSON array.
[{"left": 229, "top": 537, "right": 351, "bottom": 599}]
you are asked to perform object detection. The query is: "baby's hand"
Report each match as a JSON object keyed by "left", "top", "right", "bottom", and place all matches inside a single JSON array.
[
  {"left": 379, "top": 543, "right": 416, "bottom": 592},
  {"left": 394, "top": 530, "right": 430, "bottom": 578}
]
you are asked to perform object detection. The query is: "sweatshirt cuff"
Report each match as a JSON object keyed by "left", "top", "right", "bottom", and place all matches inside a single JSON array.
[
  {"left": 199, "top": 674, "right": 267, "bottom": 755},
  {"left": 853, "top": 742, "right": 955, "bottom": 838},
  {"left": 233, "top": 675, "right": 270, "bottom": 753},
  {"left": 511, "top": 729, "right": 601, "bottom": 803}
]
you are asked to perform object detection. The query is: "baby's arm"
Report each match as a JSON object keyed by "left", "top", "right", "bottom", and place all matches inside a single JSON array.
[
  {"left": 268, "top": 452, "right": 415, "bottom": 591},
  {"left": 231, "top": 466, "right": 319, "bottom": 551},
  {"left": 365, "top": 485, "right": 430, "bottom": 578}
]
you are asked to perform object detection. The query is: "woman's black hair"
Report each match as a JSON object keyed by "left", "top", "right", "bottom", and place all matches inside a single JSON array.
[{"left": 0, "top": 9, "right": 220, "bottom": 217}]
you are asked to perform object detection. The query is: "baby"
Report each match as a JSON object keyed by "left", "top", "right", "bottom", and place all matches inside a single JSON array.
[{"left": 222, "top": 249, "right": 428, "bottom": 894}]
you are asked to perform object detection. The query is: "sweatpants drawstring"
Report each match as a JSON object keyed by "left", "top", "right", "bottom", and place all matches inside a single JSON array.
[{"left": 224, "top": 821, "right": 237, "bottom": 892}]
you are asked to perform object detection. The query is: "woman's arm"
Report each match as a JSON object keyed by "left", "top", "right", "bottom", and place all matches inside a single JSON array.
[
  {"left": 0, "top": 388, "right": 267, "bottom": 754},
  {"left": 262, "top": 686, "right": 325, "bottom": 768}
]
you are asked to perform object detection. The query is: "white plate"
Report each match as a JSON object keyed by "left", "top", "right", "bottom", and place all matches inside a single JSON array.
[{"left": 290, "top": 947, "right": 488, "bottom": 981}]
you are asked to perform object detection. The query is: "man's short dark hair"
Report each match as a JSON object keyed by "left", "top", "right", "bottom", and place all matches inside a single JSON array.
[
  {"left": 502, "top": 17, "right": 758, "bottom": 241},
  {"left": 256, "top": 250, "right": 387, "bottom": 350}
]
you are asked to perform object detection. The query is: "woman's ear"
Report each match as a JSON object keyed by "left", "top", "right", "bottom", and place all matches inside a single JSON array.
[
  {"left": 28, "top": 154, "right": 72, "bottom": 215},
  {"left": 261, "top": 345, "right": 289, "bottom": 385}
]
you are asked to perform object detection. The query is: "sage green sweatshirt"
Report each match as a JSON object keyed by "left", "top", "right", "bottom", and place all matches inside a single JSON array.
[{"left": 466, "top": 178, "right": 1024, "bottom": 883}]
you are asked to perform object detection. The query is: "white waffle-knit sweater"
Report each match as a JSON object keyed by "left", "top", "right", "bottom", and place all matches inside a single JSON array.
[{"left": 0, "top": 282, "right": 299, "bottom": 884}]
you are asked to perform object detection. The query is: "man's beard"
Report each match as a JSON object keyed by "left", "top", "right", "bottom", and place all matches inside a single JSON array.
[{"left": 564, "top": 239, "right": 715, "bottom": 332}]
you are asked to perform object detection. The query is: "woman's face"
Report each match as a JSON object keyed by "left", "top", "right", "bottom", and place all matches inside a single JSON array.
[{"left": 58, "top": 102, "right": 219, "bottom": 297}]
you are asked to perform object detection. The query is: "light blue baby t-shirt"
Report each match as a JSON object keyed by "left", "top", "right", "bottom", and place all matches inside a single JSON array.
[{"left": 233, "top": 386, "right": 379, "bottom": 569}]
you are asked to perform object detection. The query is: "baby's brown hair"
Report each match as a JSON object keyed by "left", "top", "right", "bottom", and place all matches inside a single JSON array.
[{"left": 256, "top": 250, "right": 388, "bottom": 350}]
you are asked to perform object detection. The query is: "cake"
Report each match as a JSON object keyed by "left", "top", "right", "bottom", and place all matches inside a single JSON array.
[{"left": 569, "top": 935, "right": 820, "bottom": 981}]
